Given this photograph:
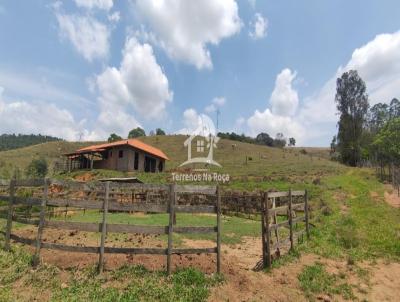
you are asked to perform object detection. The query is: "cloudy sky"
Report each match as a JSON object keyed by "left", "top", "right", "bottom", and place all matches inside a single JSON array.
[{"left": 0, "top": 0, "right": 400, "bottom": 146}]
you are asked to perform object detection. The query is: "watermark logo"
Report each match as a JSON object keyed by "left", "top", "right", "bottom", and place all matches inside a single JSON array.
[
  {"left": 179, "top": 114, "right": 221, "bottom": 167},
  {"left": 174, "top": 114, "right": 229, "bottom": 183}
]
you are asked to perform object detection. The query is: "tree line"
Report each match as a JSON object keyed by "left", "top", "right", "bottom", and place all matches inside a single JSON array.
[
  {"left": 332, "top": 70, "right": 400, "bottom": 167},
  {"left": 108, "top": 127, "right": 166, "bottom": 142},
  {"left": 108, "top": 127, "right": 296, "bottom": 148},
  {"left": 0, "top": 134, "right": 62, "bottom": 152},
  {"left": 217, "top": 132, "right": 295, "bottom": 147}
]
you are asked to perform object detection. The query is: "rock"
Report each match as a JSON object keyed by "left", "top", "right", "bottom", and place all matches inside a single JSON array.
[{"left": 61, "top": 283, "right": 68, "bottom": 289}]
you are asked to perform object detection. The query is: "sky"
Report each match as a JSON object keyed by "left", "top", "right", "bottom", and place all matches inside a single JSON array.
[{"left": 0, "top": 0, "right": 400, "bottom": 146}]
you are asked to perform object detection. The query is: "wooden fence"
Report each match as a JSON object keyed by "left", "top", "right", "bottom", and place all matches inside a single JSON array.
[
  {"left": 0, "top": 179, "right": 221, "bottom": 274},
  {"left": 261, "top": 189, "right": 310, "bottom": 269},
  {"left": 375, "top": 163, "right": 400, "bottom": 197}
]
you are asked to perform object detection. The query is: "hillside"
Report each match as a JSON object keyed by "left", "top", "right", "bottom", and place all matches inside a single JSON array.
[
  {"left": 0, "top": 135, "right": 342, "bottom": 188},
  {"left": 0, "top": 134, "right": 62, "bottom": 151},
  {"left": 0, "top": 141, "right": 93, "bottom": 178}
]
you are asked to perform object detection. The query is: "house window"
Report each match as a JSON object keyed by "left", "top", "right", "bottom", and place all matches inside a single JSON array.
[
  {"left": 118, "top": 150, "right": 124, "bottom": 158},
  {"left": 158, "top": 161, "right": 163, "bottom": 172},
  {"left": 197, "top": 139, "right": 205, "bottom": 152},
  {"left": 134, "top": 152, "right": 139, "bottom": 170},
  {"left": 110, "top": 151, "right": 113, "bottom": 157}
]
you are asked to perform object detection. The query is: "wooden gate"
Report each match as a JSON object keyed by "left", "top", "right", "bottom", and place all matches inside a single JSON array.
[{"left": 261, "top": 189, "right": 310, "bottom": 269}]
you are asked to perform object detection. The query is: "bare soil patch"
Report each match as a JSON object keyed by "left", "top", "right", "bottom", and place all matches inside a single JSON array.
[
  {"left": 10, "top": 228, "right": 400, "bottom": 301},
  {"left": 383, "top": 185, "right": 400, "bottom": 208}
]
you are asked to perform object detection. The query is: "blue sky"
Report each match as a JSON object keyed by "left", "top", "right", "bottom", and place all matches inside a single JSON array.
[{"left": 0, "top": 0, "right": 400, "bottom": 146}]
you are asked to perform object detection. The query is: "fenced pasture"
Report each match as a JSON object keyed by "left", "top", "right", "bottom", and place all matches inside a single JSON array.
[
  {"left": 0, "top": 179, "right": 221, "bottom": 274},
  {"left": 0, "top": 178, "right": 311, "bottom": 273}
]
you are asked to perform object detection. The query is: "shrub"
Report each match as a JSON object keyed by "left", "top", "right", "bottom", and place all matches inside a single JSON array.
[{"left": 25, "top": 157, "right": 48, "bottom": 178}]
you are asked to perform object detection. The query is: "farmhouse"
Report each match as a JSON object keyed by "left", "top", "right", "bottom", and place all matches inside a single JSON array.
[{"left": 65, "top": 139, "right": 169, "bottom": 173}]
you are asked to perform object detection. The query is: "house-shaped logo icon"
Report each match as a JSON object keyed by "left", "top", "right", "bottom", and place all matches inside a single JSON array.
[{"left": 179, "top": 118, "right": 221, "bottom": 167}]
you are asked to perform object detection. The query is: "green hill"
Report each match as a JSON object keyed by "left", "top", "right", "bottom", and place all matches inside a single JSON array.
[
  {"left": 0, "top": 134, "right": 62, "bottom": 151},
  {"left": 0, "top": 135, "right": 341, "bottom": 189}
]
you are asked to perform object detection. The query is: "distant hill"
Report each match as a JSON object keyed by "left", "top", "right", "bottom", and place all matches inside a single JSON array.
[
  {"left": 0, "top": 134, "right": 62, "bottom": 151},
  {"left": 0, "top": 135, "right": 339, "bottom": 185}
]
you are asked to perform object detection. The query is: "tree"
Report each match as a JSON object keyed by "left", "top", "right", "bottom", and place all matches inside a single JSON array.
[
  {"left": 273, "top": 133, "right": 286, "bottom": 148},
  {"left": 128, "top": 127, "right": 146, "bottom": 138},
  {"left": 389, "top": 98, "right": 400, "bottom": 119},
  {"left": 107, "top": 133, "right": 122, "bottom": 143},
  {"left": 255, "top": 133, "right": 274, "bottom": 146},
  {"left": 367, "top": 103, "right": 389, "bottom": 133},
  {"left": 156, "top": 128, "right": 166, "bottom": 135},
  {"left": 25, "top": 158, "right": 48, "bottom": 178},
  {"left": 335, "top": 70, "right": 369, "bottom": 166},
  {"left": 288, "top": 137, "right": 296, "bottom": 147},
  {"left": 373, "top": 117, "right": 400, "bottom": 164}
]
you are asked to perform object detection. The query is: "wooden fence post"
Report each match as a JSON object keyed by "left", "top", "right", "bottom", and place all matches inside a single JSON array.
[
  {"left": 98, "top": 181, "right": 110, "bottom": 273},
  {"left": 391, "top": 162, "right": 395, "bottom": 187},
  {"left": 33, "top": 178, "right": 49, "bottom": 266},
  {"left": 288, "top": 188, "right": 294, "bottom": 251},
  {"left": 262, "top": 192, "right": 271, "bottom": 269},
  {"left": 261, "top": 192, "right": 266, "bottom": 268},
  {"left": 216, "top": 185, "right": 221, "bottom": 274},
  {"left": 305, "top": 190, "right": 310, "bottom": 239},
  {"left": 167, "top": 184, "right": 175, "bottom": 275},
  {"left": 4, "top": 176, "right": 16, "bottom": 251}
]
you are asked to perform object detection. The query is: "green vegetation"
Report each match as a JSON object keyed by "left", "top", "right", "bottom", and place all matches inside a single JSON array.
[
  {"left": 332, "top": 69, "right": 400, "bottom": 167},
  {"left": 25, "top": 157, "right": 48, "bottom": 178},
  {"left": 0, "top": 134, "right": 61, "bottom": 152},
  {"left": 155, "top": 128, "right": 166, "bottom": 136},
  {"left": 53, "top": 211, "right": 260, "bottom": 245},
  {"left": 108, "top": 133, "right": 122, "bottom": 143},
  {"left": 0, "top": 244, "right": 221, "bottom": 302},
  {"left": 217, "top": 131, "right": 289, "bottom": 147},
  {"left": 304, "top": 169, "right": 400, "bottom": 261},
  {"left": 298, "top": 262, "right": 354, "bottom": 300},
  {"left": 0, "top": 141, "right": 93, "bottom": 179},
  {"left": 128, "top": 127, "right": 146, "bottom": 138}
]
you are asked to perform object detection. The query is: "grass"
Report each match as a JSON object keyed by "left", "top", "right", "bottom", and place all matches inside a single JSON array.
[
  {"left": 50, "top": 211, "right": 260, "bottom": 245},
  {"left": 298, "top": 262, "right": 354, "bottom": 300},
  {"left": 303, "top": 169, "right": 400, "bottom": 261},
  {"left": 0, "top": 239, "right": 222, "bottom": 302},
  {"left": 0, "top": 135, "right": 342, "bottom": 190},
  {"left": 1, "top": 137, "right": 400, "bottom": 300}
]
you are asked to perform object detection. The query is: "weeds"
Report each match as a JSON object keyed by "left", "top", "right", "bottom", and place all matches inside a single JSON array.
[{"left": 298, "top": 262, "right": 354, "bottom": 300}]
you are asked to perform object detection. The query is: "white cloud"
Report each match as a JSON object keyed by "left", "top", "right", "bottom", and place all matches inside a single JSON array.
[
  {"left": 249, "top": 13, "right": 268, "bottom": 40},
  {"left": 246, "top": 68, "right": 305, "bottom": 143},
  {"left": 205, "top": 96, "right": 226, "bottom": 113},
  {"left": 248, "top": 109, "right": 305, "bottom": 140},
  {"left": 247, "top": 30, "right": 400, "bottom": 146},
  {"left": 74, "top": 0, "right": 113, "bottom": 11},
  {"left": 177, "top": 109, "right": 216, "bottom": 136},
  {"left": 93, "top": 36, "right": 172, "bottom": 137},
  {"left": 55, "top": 12, "right": 110, "bottom": 61},
  {"left": 0, "top": 88, "right": 83, "bottom": 141},
  {"left": 134, "top": 0, "right": 242, "bottom": 69},
  {"left": 270, "top": 69, "right": 299, "bottom": 116},
  {"left": 296, "top": 30, "right": 400, "bottom": 145}
]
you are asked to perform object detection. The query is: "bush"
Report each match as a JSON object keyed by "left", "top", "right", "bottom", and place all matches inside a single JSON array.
[{"left": 25, "top": 158, "right": 48, "bottom": 178}]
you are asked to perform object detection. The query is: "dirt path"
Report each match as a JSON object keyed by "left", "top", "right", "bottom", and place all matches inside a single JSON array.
[{"left": 384, "top": 185, "right": 400, "bottom": 208}]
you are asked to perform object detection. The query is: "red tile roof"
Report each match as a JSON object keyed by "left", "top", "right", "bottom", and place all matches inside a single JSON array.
[{"left": 73, "top": 139, "right": 169, "bottom": 160}]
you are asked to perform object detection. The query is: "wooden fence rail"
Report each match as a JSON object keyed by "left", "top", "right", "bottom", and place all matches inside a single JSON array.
[
  {"left": 0, "top": 179, "right": 221, "bottom": 275},
  {"left": 1, "top": 178, "right": 312, "bottom": 273},
  {"left": 261, "top": 189, "right": 310, "bottom": 269}
]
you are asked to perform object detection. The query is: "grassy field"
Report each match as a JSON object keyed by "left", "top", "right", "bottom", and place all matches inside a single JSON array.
[
  {"left": 0, "top": 135, "right": 342, "bottom": 192},
  {"left": 1, "top": 137, "right": 400, "bottom": 300}
]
